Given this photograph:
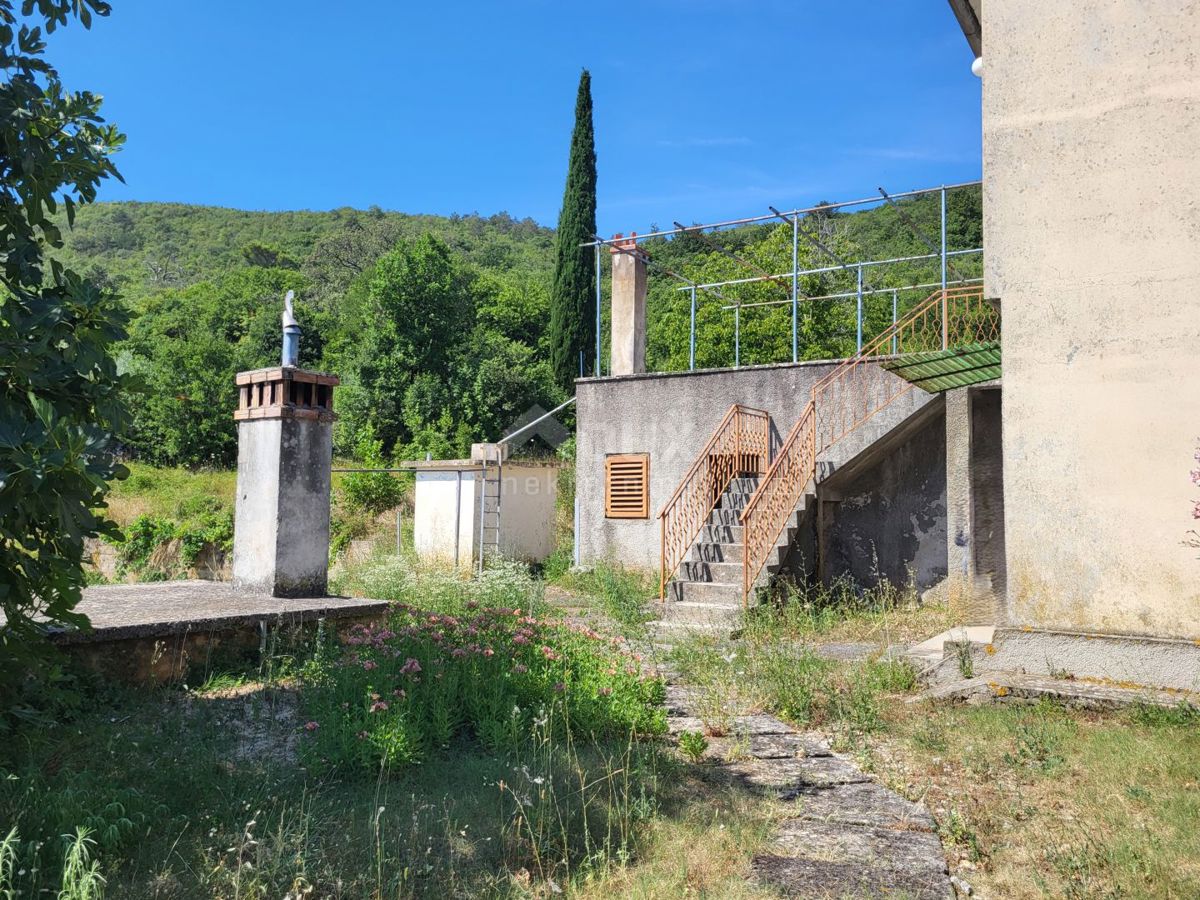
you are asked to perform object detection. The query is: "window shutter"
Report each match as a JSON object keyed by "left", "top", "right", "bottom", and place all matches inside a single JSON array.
[{"left": 605, "top": 454, "right": 649, "bottom": 519}]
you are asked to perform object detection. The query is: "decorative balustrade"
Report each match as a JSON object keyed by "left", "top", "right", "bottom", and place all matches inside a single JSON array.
[{"left": 658, "top": 404, "right": 770, "bottom": 601}]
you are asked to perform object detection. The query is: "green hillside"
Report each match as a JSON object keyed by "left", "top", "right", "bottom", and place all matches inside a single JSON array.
[
  {"left": 55, "top": 188, "right": 980, "bottom": 469},
  {"left": 55, "top": 202, "right": 555, "bottom": 308}
]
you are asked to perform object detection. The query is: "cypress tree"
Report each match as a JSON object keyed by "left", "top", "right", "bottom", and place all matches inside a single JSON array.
[{"left": 549, "top": 69, "right": 597, "bottom": 391}]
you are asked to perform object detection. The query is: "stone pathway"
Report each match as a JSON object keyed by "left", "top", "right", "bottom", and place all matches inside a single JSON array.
[{"left": 662, "top": 680, "right": 954, "bottom": 899}]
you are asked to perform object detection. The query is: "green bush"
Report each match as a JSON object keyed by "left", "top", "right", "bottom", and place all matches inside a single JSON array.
[
  {"left": 298, "top": 602, "right": 666, "bottom": 771},
  {"left": 678, "top": 730, "right": 709, "bottom": 763},
  {"left": 340, "top": 425, "right": 407, "bottom": 516}
]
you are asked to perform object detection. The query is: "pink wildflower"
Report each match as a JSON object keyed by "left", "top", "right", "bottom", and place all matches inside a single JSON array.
[
  {"left": 362, "top": 659, "right": 378, "bottom": 671},
  {"left": 513, "top": 664, "right": 528, "bottom": 674},
  {"left": 400, "top": 658, "right": 422, "bottom": 675},
  {"left": 304, "top": 721, "right": 320, "bottom": 732},
  {"left": 356, "top": 730, "right": 368, "bottom": 740},
  {"left": 553, "top": 682, "right": 566, "bottom": 693},
  {"left": 370, "top": 701, "right": 389, "bottom": 713},
  {"left": 513, "top": 634, "right": 530, "bottom": 646},
  {"left": 483, "top": 647, "right": 495, "bottom": 657},
  {"left": 393, "top": 688, "right": 407, "bottom": 699},
  {"left": 598, "top": 687, "right": 612, "bottom": 697}
]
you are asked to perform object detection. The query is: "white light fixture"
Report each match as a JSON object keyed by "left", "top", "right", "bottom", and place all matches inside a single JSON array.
[{"left": 971, "top": 56, "right": 983, "bottom": 77}]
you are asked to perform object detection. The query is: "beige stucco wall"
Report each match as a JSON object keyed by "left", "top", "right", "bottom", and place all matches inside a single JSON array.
[
  {"left": 983, "top": 1, "right": 1200, "bottom": 637},
  {"left": 496, "top": 464, "right": 558, "bottom": 563}
]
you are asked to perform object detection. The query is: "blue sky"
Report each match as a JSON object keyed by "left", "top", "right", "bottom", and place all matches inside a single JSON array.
[{"left": 55, "top": 0, "right": 980, "bottom": 235}]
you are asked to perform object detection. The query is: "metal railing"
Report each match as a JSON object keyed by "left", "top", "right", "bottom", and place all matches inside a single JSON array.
[
  {"left": 812, "top": 284, "right": 996, "bottom": 451},
  {"left": 658, "top": 404, "right": 770, "bottom": 601},
  {"left": 740, "top": 402, "right": 816, "bottom": 606},
  {"left": 739, "top": 285, "right": 999, "bottom": 604}
]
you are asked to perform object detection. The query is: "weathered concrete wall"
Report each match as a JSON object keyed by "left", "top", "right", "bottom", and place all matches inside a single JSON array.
[
  {"left": 233, "top": 419, "right": 282, "bottom": 594},
  {"left": 819, "top": 404, "right": 947, "bottom": 591},
  {"left": 944, "top": 386, "right": 1005, "bottom": 622},
  {"left": 575, "top": 360, "right": 931, "bottom": 572},
  {"left": 497, "top": 464, "right": 558, "bottom": 563},
  {"left": 970, "top": 389, "right": 1005, "bottom": 603},
  {"left": 274, "top": 419, "right": 334, "bottom": 595},
  {"left": 983, "top": 1, "right": 1200, "bottom": 637}
]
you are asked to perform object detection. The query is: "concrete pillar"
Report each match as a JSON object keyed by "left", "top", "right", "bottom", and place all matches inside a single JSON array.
[
  {"left": 944, "top": 385, "right": 1006, "bottom": 624},
  {"left": 609, "top": 233, "right": 648, "bottom": 376},
  {"left": 232, "top": 367, "right": 338, "bottom": 597},
  {"left": 945, "top": 388, "right": 973, "bottom": 616}
]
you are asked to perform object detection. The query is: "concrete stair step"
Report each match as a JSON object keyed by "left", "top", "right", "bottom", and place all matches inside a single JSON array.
[
  {"left": 710, "top": 508, "right": 743, "bottom": 526},
  {"left": 652, "top": 601, "right": 742, "bottom": 627},
  {"left": 700, "top": 524, "right": 743, "bottom": 543},
  {"left": 729, "top": 477, "right": 760, "bottom": 493},
  {"left": 691, "top": 541, "right": 744, "bottom": 563},
  {"left": 720, "top": 493, "right": 752, "bottom": 510},
  {"left": 667, "top": 580, "right": 743, "bottom": 605},
  {"left": 680, "top": 560, "right": 743, "bottom": 584},
  {"left": 647, "top": 618, "right": 733, "bottom": 637}
]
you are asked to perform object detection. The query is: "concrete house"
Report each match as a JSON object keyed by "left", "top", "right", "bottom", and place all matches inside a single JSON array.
[{"left": 575, "top": 1, "right": 1200, "bottom": 690}]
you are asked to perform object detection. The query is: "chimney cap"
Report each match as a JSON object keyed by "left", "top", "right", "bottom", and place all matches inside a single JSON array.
[{"left": 610, "top": 232, "right": 649, "bottom": 259}]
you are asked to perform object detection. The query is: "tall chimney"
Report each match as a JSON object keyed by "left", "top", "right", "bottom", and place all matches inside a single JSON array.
[
  {"left": 231, "top": 295, "right": 338, "bottom": 597},
  {"left": 609, "top": 233, "right": 648, "bottom": 376}
]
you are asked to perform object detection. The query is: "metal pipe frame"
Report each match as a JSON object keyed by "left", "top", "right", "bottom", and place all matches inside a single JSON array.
[
  {"left": 678, "top": 248, "right": 982, "bottom": 294},
  {"left": 579, "top": 179, "right": 982, "bottom": 248},
  {"left": 716, "top": 276, "right": 983, "bottom": 311}
]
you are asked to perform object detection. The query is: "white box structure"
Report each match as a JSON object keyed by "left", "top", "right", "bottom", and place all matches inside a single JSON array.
[{"left": 411, "top": 459, "right": 559, "bottom": 569}]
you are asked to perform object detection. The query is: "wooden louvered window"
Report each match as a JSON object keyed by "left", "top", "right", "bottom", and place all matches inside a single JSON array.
[{"left": 605, "top": 453, "right": 649, "bottom": 519}]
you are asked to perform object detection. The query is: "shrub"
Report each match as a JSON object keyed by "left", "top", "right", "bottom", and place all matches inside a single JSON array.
[
  {"left": 678, "top": 730, "right": 709, "bottom": 763},
  {"left": 298, "top": 602, "right": 666, "bottom": 770},
  {"left": 340, "top": 425, "right": 407, "bottom": 516}
]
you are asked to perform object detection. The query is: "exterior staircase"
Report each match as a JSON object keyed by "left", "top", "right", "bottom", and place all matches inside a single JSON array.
[
  {"left": 651, "top": 477, "right": 814, "bottom": 636},
  {"left": 652, "top": 286, "right": 999, "bottom": 639}
]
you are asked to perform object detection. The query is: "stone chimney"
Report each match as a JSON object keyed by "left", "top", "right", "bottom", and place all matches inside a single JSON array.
[
  {"left": 232, "top": 366, "right": 338, "bottom": 597},
  {"left": 609, "top": 233, "right": 648, "bottom": 376}
]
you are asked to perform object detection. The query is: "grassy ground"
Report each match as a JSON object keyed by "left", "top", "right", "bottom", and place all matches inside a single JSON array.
[
  {"left": 673, "top": 578, "right": 1200, "bottom": 899},
  {"left": 1, "top": 555, "right": 777, "bottom": 899},
  {"left": 868, "top": 700, "right": 1200, "bottom": 899},
  {"left": 106, "top": 462, "right": 236, "bottom": 529}
]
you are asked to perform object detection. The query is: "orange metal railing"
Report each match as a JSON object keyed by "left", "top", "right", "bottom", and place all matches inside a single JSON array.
[
  {"left": 740, "top": 402, "right": 816, "bottom": 606},
  {"left": 813, "top": 284, "right": 997, "bottom": 452},
  {"left": 658, "top": 404, "right": 771, "bottom": 601},
  {"left": 739, "top": 286, "right": 998, "bottom": 604}
]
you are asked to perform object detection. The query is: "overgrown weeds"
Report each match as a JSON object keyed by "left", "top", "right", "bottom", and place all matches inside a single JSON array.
[{"left": 668, "top": 635, "right": 917, "bottom": 737}]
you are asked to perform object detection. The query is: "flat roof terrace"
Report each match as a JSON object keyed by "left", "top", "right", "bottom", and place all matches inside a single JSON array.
[{"left": 5, "top": 581, "right": 390, "bottom": 682}]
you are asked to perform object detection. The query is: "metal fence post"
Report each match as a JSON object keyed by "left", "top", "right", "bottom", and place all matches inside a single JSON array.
[
  {"left": 940, "top": 185, "right": 949, "bottom": 350},
  {"left": 734, "top": 304, "right": 741, "bottom": 367},
  {"left": 856, "top": 264, "right": 863, "bottom": 353},
  {"left": 689, "top": 286, "right": 696, "bottom": 370},
  {"left": 892, "top": 289, "right": 898, "bottom": 355},
  {"left": 791, "top": 214, "right": 799, "bottom": 362}
]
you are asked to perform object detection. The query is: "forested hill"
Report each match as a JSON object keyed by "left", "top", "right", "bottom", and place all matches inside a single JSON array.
[{"left": 56, "top": 202, "right": 554, "bottom": 307}]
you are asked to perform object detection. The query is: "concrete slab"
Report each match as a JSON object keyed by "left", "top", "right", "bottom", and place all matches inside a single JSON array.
[
  {"left": 912, "top": 670, "right": 1200, "bottom": 710},
  {"left": 28, "top": 581, "right": 388, "bottom": 644},
  {"left": 908, "top": 626, "right": 996, "bottom": 659}
]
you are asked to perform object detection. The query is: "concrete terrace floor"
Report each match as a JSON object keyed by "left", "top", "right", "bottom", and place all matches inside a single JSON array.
[{"left": 19, "top": 580, "right": 388, "bottom": 644}]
